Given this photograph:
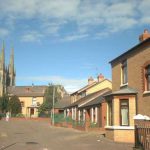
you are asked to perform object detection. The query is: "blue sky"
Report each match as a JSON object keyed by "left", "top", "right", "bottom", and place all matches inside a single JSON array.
[{"left": 0, "top": 0, "right": 150, "bottom": 92}]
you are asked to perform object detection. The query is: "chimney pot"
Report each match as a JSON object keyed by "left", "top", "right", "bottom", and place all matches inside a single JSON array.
[
  {"left": 88, "top": 76, "right": 94, "bottom": 85},
  {"left": 97, "top": 74, "right": 104, "bottom": 82},
  {"left": 139, "top": 29, "right": 150, "bottom": 42}
]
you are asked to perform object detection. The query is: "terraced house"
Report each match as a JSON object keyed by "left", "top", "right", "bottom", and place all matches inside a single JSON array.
[
  {"left": 105, "top": 29, "right": 150, "bottom": 143},
  {"left": 66, "top": 74, "right": 112, "bottom": 130}
]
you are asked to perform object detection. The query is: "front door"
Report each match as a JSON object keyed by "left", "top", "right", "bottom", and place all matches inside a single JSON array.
[{"left": 30, "top": 108, "right": 34, "bottom": 117}]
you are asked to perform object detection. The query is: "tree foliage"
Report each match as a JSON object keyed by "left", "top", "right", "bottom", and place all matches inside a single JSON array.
[
  {"left": 0, "top": 94, "right": 9, "bottom": 113},
  {"left": 39, "top": 85, "right": 61, "bottom": 114},
  {"left": 8, "top": 95, "right": 21, "bottom": 115}
]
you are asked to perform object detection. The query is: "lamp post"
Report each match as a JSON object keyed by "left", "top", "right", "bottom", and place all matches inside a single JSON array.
[{"left": 52, "top": 86, "right": 55, "bottom": 126}]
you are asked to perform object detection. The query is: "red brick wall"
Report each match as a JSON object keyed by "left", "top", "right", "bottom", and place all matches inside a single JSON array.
[{"left": 111, "top": 43, "right": 150, "bottom": 115}]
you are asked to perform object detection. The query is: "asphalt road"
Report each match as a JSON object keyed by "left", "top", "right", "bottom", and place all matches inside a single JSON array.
[{"left": 0, "top": 119, "right": 133, "bottom": 150}]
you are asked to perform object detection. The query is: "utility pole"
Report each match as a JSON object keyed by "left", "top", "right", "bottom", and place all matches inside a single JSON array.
[{"left": 52, "top": 86, "right": 55, "bottom": 126}]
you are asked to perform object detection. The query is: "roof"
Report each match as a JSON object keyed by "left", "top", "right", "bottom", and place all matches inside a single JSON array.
[
  {"left": 71, "top": 79, "right": 111, "bottom": 95},
  {"left": 7, "top": 86, "right": 48, "bottom": 97},
  {"left": 67, "top": 88, "right": 111, "bottom": 108},
  {"left": 80, "top": 91, "right": 111, "bottom": 108},
  {"left": 54, "top": 94, "right": 71, "bottom": 109},
  {"left": 71, "top": 81, "right": 97, "bottom": 95},
  {"left": 109, "top": 37, "right": 150, "bottom": 64},
  {"left": 104, "top": 86, "right": 138, "bottom": 97}
]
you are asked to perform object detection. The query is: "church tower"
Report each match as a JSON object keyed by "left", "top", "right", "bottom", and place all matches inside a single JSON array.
[
  {"left": 8, "top": 47, "right": 15, "bottom": 86},
  {"left": 0, "top": 42, "right": 16, "bottom": 96},
  {"left": 0, "top": 42, "right": 6, "bottom": 96}
]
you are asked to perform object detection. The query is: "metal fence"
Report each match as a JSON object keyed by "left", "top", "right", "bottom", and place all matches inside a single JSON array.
[{"left": 135, "top": 120, "right": 150, "bottom": 150}]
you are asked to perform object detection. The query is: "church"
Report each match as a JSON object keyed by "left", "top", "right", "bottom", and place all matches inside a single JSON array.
[
  {"left": 0, "top": 42, "right": 15, "bottom": 96},
  {"left": 0, "top": 43, "right": 67, "bottom": 117}
]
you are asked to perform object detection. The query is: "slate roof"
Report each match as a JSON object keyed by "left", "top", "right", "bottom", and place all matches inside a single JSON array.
[
  {"left": 109, "top": 37, "right": 150, "bottom": 64},
  {"left": 67, "top": 88, "right": 111, "bottom": 108},
  {"left": 104, "top": 86, "right": 138, "bottom": 97},
  {"left": 80, "top": 91, "right": 111, "bottom": 108},
  {"left": 7, "top": 86, "right": 48, "bottom": 97},
  {"left": 54, "top": 94, "right": 71, "bottom": 109},
  {"left": 71, "top": 79, "right": 111, "bottom": 95}
]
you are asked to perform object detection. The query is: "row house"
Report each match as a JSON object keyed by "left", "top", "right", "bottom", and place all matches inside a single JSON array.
[
  {"left": 105, "top": 29, "right": 150, "bottom": 143},
  {"left": 66, "top": 74, "right": 112, "bottom": 130},
  {"left": 70, "top": 74, "right": 112, "bottom": 103}
]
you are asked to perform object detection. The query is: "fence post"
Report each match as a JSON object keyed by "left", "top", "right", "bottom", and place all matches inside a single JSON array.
[{"left": 134, "top": 124, "right": 139, "bottom": 149}]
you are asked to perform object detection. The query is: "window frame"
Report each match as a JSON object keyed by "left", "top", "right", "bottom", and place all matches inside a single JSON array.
[
  {"left": 121, "top": 60, "right": 128, "bottom": 85},
  {"left": 120, "top": 99, "right": 129, "bottom": 126},
  {"left": 145, "top": 65, "right": 150, "bottom": 91},
  {"left": 32, "top": 97, "right": 37, "bottom": 105},
  {"left": 21, "top": 101, "right": 24, "bottom": 107},
  {"left": 108, "top": 100, "right": 113, "bottom": 126}
]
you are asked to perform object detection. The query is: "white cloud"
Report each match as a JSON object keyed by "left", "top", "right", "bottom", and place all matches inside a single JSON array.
[
  {"left": 61, "top": 33, "right": 88, "bottom": 42},
  {"left": 0, "top": 28, "right": 9, "bottom": 37},
  {"left": 17, "top": 75, "right": 87, "bottom": 93},
  {"left": 0, "top": 0, "right": 149, "bottom": 42},
  {"left": 21, "top": 31, "right": 43, "bottom": 42}
]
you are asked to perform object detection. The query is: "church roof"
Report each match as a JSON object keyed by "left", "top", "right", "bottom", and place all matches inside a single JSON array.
[{"left": 7, "top": 86, "right": 48, "bottom": 97}]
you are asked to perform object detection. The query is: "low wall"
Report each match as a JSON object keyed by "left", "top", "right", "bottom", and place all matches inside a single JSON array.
[
  {"left": 105, "top": 128, "right": 134, "bottom": 143},
  {"left": 6, "top": 117, "right": 51, "bottom": 122}
]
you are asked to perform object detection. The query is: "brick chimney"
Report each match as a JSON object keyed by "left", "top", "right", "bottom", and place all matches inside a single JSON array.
[
  {"left": 88, "top": 76, "right": 94, "bottom": 85},
  {"left": 139, "top": 29, "right": 150, "bottom": 42},
  {"left": 97, "top": 74, "right": 104, "bottom": 82}
]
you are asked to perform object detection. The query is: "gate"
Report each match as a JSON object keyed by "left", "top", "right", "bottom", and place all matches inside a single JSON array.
[{"left": 135, "top": 120, "right": 150, "bottom": 150}]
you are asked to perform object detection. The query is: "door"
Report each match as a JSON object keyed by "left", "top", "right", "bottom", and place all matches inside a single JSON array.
[{"left": 30, "top": 108, "right": 34, "bottom": 117}]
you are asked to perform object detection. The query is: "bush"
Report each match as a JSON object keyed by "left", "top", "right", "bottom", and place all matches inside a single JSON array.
[
  {"left": 15, "top": 113, "right": 25, "bottom": 118},
  {"left": 8, "top": 95, "right": 21, "bottom": 115},
  {"left": 38, "top": 112, "right": 51, "bottom": 118},
  {"left": 90, "top": 122, "right": 98, "bottom": 128},
  {"left": 53, "top": 113, "right": 64, "bottom": 123},
  {"left": 0, "top": 113, "right": 5, "bottom": 120}
]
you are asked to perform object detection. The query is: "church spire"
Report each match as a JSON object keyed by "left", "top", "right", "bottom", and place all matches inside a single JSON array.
[
  {"left": 9, "top": 46, "right": 15, "bottom": 86},
  {"left": 0, "top": 41, "right": 5, "bottom": 69}
]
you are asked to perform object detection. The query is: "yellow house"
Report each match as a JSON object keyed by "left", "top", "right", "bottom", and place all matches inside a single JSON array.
[
  {"left": 8, "top": 86, "right": 47, "bottom": 117},
  {"left": 70, "top": 74, "right": 112, "bottom": 104}
]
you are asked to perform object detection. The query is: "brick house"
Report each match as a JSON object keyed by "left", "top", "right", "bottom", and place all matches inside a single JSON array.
[
  {"left": 66, "top": 74, "right": 112, "bottom": 130},
  {"left": 105, "top": 29, "right": 150, "bottom": 143},
  {"left": 70, "top": 74, "right": 112, "bottom": 104}
]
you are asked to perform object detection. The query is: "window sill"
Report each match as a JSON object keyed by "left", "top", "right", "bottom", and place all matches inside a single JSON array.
[
  {"left": 120, "top": 83, "right": 128, "bottom": 88},
  {"left": 143, "top": 91, "right": 150, "bottom": 95},
  {"left": 105, "top": 126, "right": 134, "bottom": 130}
]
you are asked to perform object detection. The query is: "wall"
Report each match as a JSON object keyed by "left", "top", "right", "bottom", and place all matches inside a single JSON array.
[
  {"left": 111, "top": 43, "right": 150, "bottom": 116},
  {"left": 19, "top": 96, "right": 44, "bottom": 117},
  {"left": 113, "top": 95, "right": 136, "bottom": 126},
  {"left": 114, "top": 129, "right": 135, "bottom": 143},
  {"left": 87, "top": 80, "right": 112, "bottom": 95}
]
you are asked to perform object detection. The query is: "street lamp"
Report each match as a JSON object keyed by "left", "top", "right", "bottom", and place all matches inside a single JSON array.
[{"left": 52, "top": 86, "right": 55, "bottom": 126}]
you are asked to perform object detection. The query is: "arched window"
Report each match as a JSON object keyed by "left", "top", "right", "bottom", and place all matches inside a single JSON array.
[{"left": 145, "top": 65, "right": 150, "bottom": 91}]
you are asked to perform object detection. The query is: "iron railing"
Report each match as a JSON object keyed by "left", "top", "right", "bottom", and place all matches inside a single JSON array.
[{"left": 135, "top": 120, "right": 150, "bottom": 150}]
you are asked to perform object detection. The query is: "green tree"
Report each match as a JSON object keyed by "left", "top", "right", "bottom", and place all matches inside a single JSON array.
[
  {"left": 8, "top": 95, "right": 21, "bottom": 115},
  {"left": 39, "top": 85, "right": 61, "bottom": 115},
  {"left": 0, "top": 94, "right": 9, "bottom": 113}
]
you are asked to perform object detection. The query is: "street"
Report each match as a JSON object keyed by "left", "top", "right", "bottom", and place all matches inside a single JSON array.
[{"left": 0, "top": 119, "right": 133, "bottom": 150}]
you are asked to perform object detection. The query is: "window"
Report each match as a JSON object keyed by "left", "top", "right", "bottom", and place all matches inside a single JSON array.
[
  {"left": 80, "top": 92, "right": 86, "bottom": 98},
  {"left": 122, "top": 60, "right": 128, "bottom": 84},
  {"left": 108, "top": 101, "right": 113, "bottom": 126},
  {"left": 120, "top": 100, "right": 129, "bottom": 126},
  {"left": 32, "top": 97, "right": 36, "bottom": 106},
  {"left": 145, "top": 65, "right": 150, "bottom": 91},
  {"left": 21, "top": 101, "right": 24, "bottom": 107}
]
